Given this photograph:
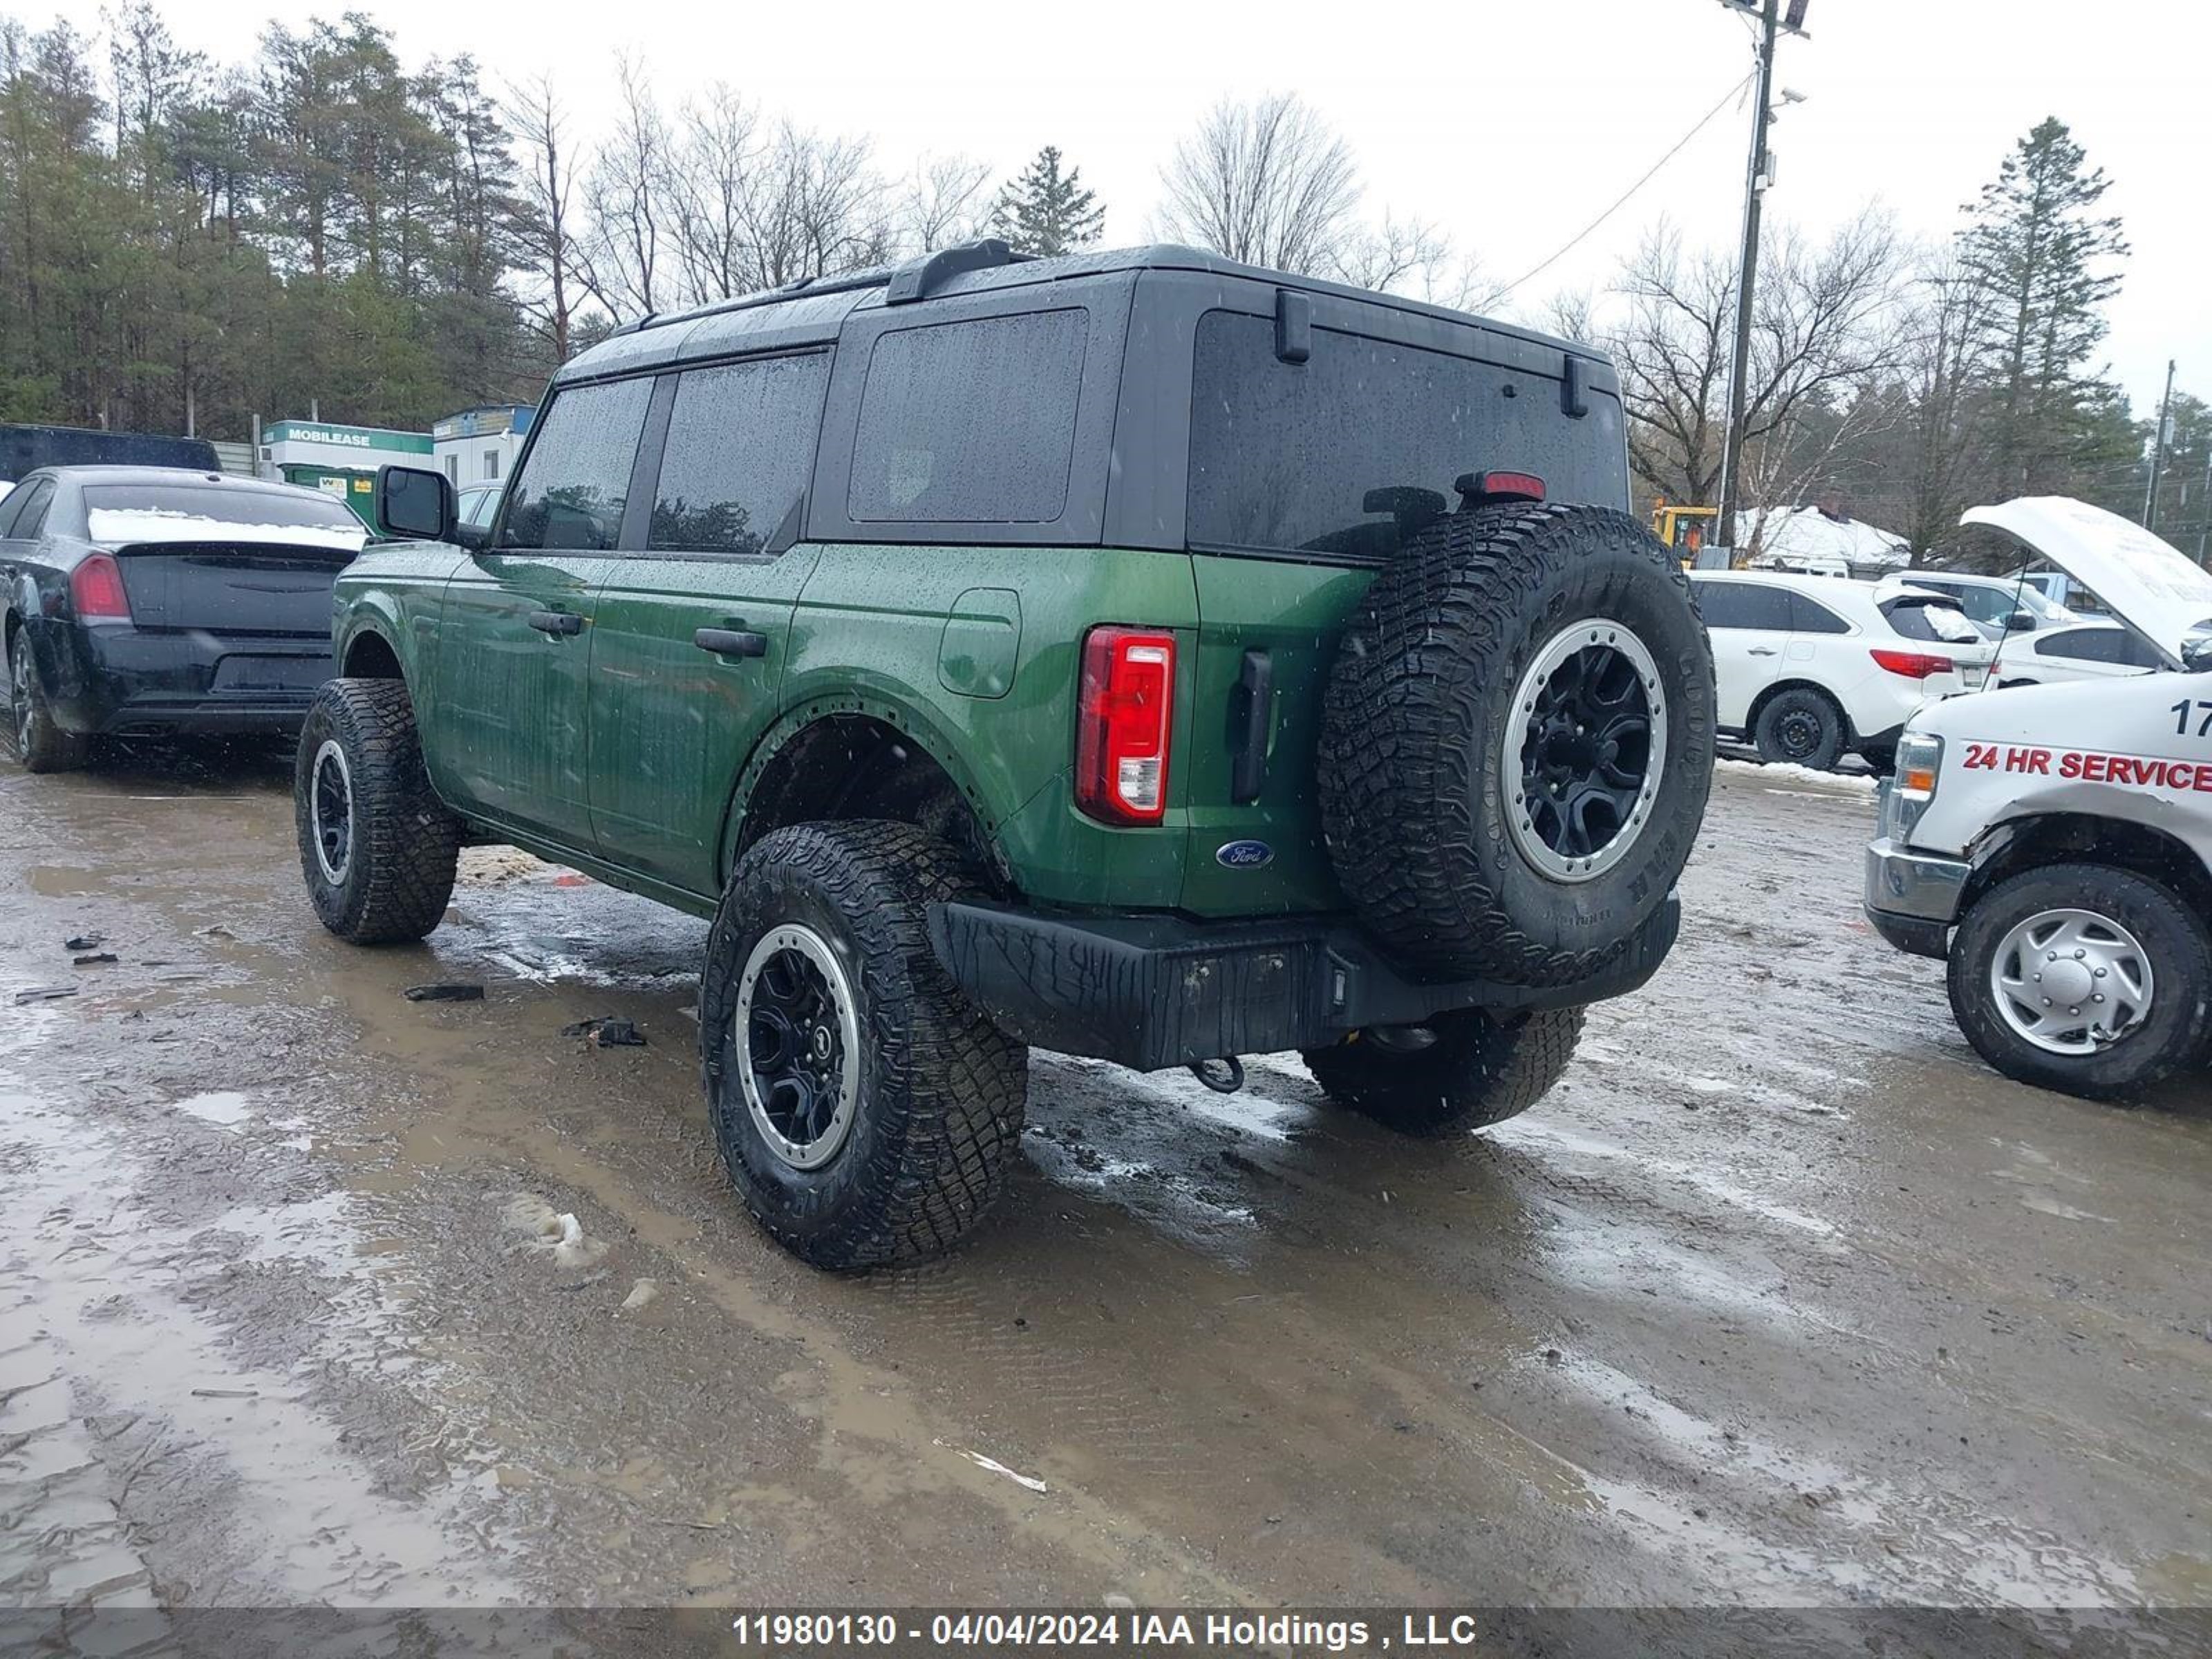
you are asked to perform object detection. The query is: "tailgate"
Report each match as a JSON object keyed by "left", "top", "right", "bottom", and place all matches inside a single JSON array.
[
  {"left": 113, "top": 541, "right": 354, "bottom": 635},
  {"left": 1179, "top": 555, "right": 1375, "bottom": 917}
]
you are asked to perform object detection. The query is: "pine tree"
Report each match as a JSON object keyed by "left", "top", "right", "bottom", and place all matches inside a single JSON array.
[
  {"left": 1959, "top": 117, "right": 2130, "bottom": 494},
  {"left": 991, "top": 145, "right": 1102, "bottom": 257}
]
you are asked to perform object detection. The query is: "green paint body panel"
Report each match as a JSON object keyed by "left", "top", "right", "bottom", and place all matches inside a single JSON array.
[{"left": 332, "top": 536, "right": 1380, "bottom": 923}]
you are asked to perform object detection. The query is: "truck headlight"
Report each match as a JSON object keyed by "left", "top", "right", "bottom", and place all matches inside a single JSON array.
[{"left": 1882, "top": 732, "right": 1944, "bottom": 841}]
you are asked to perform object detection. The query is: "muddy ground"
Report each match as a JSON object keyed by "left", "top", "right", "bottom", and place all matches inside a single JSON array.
[{"left": 2, "top": 747, "right": 2209, "bottom": 1648}]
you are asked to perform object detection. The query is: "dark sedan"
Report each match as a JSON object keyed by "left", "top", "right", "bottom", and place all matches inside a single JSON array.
[{"left": 1, "top": 466, "right": 366, "bottom": 771}]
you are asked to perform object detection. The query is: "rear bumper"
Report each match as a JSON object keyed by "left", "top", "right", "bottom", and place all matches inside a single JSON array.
[
  {"left": 1863, "top": 834, "right": 1969, "bottom": 959},
  {"left": 26, "top": 617, "right": 330, "bottom": 737},
  {"left": 928, "top": 896, "right": 1681, "bottom": 1071}
]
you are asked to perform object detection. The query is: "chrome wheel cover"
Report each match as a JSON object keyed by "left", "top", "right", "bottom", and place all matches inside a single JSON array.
[
  {"left": 1989, "top": 907, "right": 2153, "bottom": 1056},
  {"left": 1504, "top": 619, "right": 1667, "bottom": 884}
]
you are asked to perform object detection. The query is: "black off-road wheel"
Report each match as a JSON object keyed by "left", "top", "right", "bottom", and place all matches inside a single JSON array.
[
  {"left": 1303, "top": 1007, "right": 1586, "bottom": 1136},
  {"left": 1320, "top": 503, "right": 1714, "bottom": 986},
  {"left": 1947, "top": 864, "right": 2212, "bottom": 1101},
  {"left": 702, "top": 821, "right": 1028, "bottom": 1271},
  {"left": 6, "top": 624, "right": 90, "bottom": 774},
  {"left": 1754, "top": 687, "right": 1846, "bottom": 771},
  {"left": 294, "top": 679, "right": 461, "bottom": 944}
]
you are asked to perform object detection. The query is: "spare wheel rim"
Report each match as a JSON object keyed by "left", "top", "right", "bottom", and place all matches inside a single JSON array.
[
  {"left": 310, "top": 739, "right": 355, "bottom": 887},
  {"left": 1504, "top": 618, "right": 1667, "bottom": 885}
]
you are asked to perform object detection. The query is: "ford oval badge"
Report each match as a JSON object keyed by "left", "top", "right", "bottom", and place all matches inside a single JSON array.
[{"left": 1215, "top": 838, "right": 1275, "bottom": 870}]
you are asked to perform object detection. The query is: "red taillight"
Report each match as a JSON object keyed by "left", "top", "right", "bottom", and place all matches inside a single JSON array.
[
  {"left": 1474, "top": 470, "right": 1546, "bottom": 503},
  {"left": 1076, "top": 626, "right": 1176, "bottom": 826},
  {"left": 1870, "top": 648, "right": 1953, "bottom": 679},
  {"left": 71, "top": 553, "right": 130, "bottom": 620}
]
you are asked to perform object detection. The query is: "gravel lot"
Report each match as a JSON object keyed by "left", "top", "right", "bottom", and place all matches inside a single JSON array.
[{"left": 2, "top": 747, "right": 2208, "bottom": 1650}]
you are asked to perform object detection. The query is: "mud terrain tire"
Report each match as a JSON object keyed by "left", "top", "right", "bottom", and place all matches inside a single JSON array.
[
  {"left": 294, "top": 678, "right": 461, "bottom": 944},
  {"left": 6, "top": 624, "right": 89, "bottom": 774},
  {"left": 1320, "top": 503, "right": 1714, "bottom": 985},
  {"left": 1948, "top": 863, "right": 2212, "bottom": 1101},
  {"left": 702, "top": 821, "right": 1028, "bottom": 1270},
  {"left": 1304, "top": 1006, "right": 1586, "bottom": 1135}
]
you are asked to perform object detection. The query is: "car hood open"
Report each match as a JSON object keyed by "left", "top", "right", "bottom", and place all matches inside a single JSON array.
[{"left": 1962, "top": 496, "right": 2212, "bottom": 668}]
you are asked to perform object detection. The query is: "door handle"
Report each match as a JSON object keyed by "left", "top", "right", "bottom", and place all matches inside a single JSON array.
[
  {"left": 1230, "top": 648, "right": 1273, "bottom": 803},
  {"left": 529, "top": 610, "right": 583, "bottom": 637},
  {"left": 1747, "top": 646, "right": 1779, "bottom": 657},
  {"left": 695, "top": 626, "right": 769, "bottom": 659}
]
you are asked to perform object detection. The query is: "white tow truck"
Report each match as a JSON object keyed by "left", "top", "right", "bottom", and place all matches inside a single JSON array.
[{"left": 1865, "top": 497, "right": 2212, "bottom": 1099}]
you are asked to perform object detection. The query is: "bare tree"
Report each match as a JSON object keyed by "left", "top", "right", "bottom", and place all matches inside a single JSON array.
[
  {"left": 1158, "top": 93, "right": 1359, "bottom": 274},
  {"left": 577, "top": 57, "right": 668, "bottom": 317},
  {"left": 901, "top": 151, "right": 990, "bottom": 253},
  {"left": 1333, "top": 213, "right": 1498, "bottom": 310},
  {"left": 1599, "top": 209, "right": 1905, "bottom": 527},
  {"left": 507, "top": 73, "right": 583, "bottom": 361},
  {"left": 1894, "top": 247, "right": 1997, "bottom": 559},
  {"left": 663, "top": 83, "right": 760, "bottom": 302},
  {"left": 733, "top": 121, "right": 887, "bottom": 292}
]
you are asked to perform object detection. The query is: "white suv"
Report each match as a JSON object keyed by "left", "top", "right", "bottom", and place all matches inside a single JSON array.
[{"left": 1690, "top": 571, "right": 1994, "bottom": 771}]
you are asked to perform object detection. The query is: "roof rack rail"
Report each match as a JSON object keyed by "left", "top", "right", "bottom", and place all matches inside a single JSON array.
[
  {"left": 608, "top": 265, "right": 899, "bottom": 338},
  {"left": 884, "top": 238, "right": 1029, "bottom": 305}
]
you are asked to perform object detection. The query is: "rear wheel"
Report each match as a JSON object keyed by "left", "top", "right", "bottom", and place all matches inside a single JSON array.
[
  {"left": 1302, "top": 1007, "right": 1586, "bottom": 1135},
  {"left": 294, "top": 679, "right": 460, "bottom": 944},
  {"left": 1753, "top": 687, "right": 1845, "bottom": 770},
  {"left": 1947, "top": 864, "right": 2212, "bottom": 1100},
  {"left": 6, "top": 626, "right": 89, "bottom": 774},
  {"left": 702, "top": 821, "right": 1028, "bottom": 1269}
]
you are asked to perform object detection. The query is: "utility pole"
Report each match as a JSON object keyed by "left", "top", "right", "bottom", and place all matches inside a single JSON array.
[
  {"left": 2143, "top": 357, "right": 2176, "bottom": 531},
  {"left": 1714, "top": 0, "right": 1791, "bottom": 552}
]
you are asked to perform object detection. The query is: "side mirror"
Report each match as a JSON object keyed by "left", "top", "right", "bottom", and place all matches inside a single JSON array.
[
  {"left": 375, "top": 465, "right": 456, "bottom": 543},
  {"left": 2183, "top": 635, "right": 2212, "bottom": 675},
  {"left": 2005, "top": 610, "right": 2038, "bottom": 632}
]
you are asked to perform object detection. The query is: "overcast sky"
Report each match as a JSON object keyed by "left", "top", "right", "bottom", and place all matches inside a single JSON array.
[{"left": 46, "top": 0, "right": 2210, "bottom": 413}]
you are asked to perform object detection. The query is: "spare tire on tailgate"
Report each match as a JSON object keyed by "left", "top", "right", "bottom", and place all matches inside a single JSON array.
[{"left": 1320, "top": 502, "right": 1714, "bottom": 986}]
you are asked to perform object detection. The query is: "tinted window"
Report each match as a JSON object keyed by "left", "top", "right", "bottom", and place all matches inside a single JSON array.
[
  {"left": 1693, "top": 581, "right": 1792, "bottom": 631},
  {"left": 7, "top": 479, "right": 55, "bottom": 538},
  {"left": 500, "top": 377, "right": 654, "bottom": 551},
  {"left": 1187, "top": 311, "right": 1627, "bottom": 561},
  {"left": 1788, "top": 592, "right": 1851, "bottom": 635},
  {"left": 0, "top": 480, "right": 35, "bottom": 537},
  {"left": 2036, "top": 627, "right": 2157, "bottom": 666},
  {"left": 1883, "top": 597, "right": 1980, "bottom": 644},
  {"left": 849, "top": 310, "right": 1086, "bottom": 524},
  {"left": 84, "top": 482, "right": 357, "bottom": 531},
  {"left": 652, "top": 354, "right": 830, "bottom": 554}
]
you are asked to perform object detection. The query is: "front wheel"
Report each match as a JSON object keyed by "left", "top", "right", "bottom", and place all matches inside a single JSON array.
[
  {"left": 1753, "top": 687, "right": 1845, "bottom": 770},
  {"left": 1947, "top": 864, "right": 2212, "bottom": 1100},
  {"left": 294, "top": 679, "right": 461, "bottom": 943},
  {"left": 1302, "top": 1006, "right": 1586, "bottom": 1136},
  {"left": 701, "top": 821, "right": 1028, "bottom": 1269}
]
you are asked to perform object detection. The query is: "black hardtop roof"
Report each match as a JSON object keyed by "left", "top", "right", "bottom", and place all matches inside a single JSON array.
[{"left": 554, "top": 240, "right": 1602, "bottom": 387}]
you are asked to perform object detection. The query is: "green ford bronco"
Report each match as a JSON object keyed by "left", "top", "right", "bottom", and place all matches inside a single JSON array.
[{"left": 297, "top": 241, "right": 1716, "bottom": 1268}]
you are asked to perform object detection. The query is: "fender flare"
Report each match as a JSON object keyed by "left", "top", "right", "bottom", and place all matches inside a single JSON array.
[{"left": 715, "top": 692, "right": 1005, "bottom": 885}]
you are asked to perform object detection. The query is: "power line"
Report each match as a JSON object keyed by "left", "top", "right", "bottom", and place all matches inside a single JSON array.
[{"left": 1492, "top": 71, "right": 1756, "bottom": 303}]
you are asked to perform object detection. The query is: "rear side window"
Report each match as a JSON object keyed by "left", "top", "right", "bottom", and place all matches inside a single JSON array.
[
  {"left": 1788, "top": 592, "right": 1851, "bottom": 635},
  {"left": 500, "top": 377, "right": 654, "bottom": 551},
  {"left": 7, "top": 479, "right": 55, "bottom": 538},
  {"left": 651, "top": 354, "right": 830, "bottom": 554},
  {"left": 1694, "top": 581, "right": 1792, "bottom": 631},
  {"left": 1187, "top": 310, "right": 1627, "bottom": 561},
  {"left": 848, "top": 310, "right": 1087, "bottom": 524}
]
